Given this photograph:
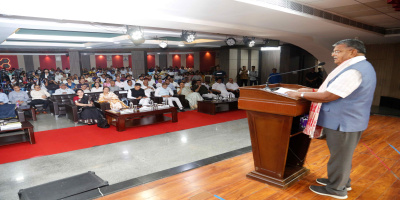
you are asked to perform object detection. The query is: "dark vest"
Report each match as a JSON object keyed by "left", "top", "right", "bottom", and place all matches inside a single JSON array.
[{"left": 130, "top": 88, "right": 145, "bottom": 98}]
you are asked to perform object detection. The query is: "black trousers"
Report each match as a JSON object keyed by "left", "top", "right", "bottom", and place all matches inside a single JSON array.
[
  {"left": 30, "top": 99, "right": 50, "bottom": 110},
  {"left": 240, "top": 79, "right": 248, "bottom": 86},
  {"left": 249, "top": 80, "right": 257, "bottom": 86}
]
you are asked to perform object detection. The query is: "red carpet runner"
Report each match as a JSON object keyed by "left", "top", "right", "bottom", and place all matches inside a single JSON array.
[{"left": 0, "top": 110, "right": 247, "bottom": 164}]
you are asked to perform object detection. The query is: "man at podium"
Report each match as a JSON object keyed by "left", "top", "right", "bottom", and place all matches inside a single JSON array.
[{"left": 287, "top": 39, "right": 376, "bottom": 199}]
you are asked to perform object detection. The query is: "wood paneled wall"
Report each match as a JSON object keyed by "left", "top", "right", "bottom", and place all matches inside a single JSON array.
[{"left": 366, "top": 43, "right": 400, "bottom": 106}]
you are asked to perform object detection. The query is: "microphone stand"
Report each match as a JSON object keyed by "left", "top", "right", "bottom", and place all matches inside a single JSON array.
[{"left": 265, "top": 62, "right": 325, "bottom": 91}]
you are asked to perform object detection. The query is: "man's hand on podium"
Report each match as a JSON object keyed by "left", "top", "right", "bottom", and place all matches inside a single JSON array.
[{"left": 286, "top": 91, "right": 301, "bottom": 99}]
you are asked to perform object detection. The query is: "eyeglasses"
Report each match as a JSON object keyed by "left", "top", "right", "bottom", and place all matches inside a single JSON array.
[{"left": 332, "top": 48, "right": 355, "bottom": 54}]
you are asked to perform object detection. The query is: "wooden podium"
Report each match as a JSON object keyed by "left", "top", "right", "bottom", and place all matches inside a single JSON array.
[{"left": 238, "top": 84, "right": 311, "bottom": 189}]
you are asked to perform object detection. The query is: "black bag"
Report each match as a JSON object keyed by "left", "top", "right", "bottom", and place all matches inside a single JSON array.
[{"left": 97, "top": 117, "right": 110, "bottom": 128}]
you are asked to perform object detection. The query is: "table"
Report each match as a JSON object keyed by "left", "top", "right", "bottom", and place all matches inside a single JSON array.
[
  {"left": 197, "top": 99, "right": 238, "bottom": 115},
  {"left": 105, "top": 107, "right": 178, "bottom": 132},
  {"left": 0, "top": 121, "right": 35, "bottom": 146}
]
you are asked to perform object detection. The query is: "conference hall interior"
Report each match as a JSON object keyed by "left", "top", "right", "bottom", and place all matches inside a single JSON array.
[{"left": 0, "top": 0, "right": 399, "bottom": 199}]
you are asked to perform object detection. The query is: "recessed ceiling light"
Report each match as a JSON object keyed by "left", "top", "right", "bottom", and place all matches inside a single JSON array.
[
  {"left": 159, "top": 41, "right": 168, "bottom": 48},
  {"left": 86, "top": 46, "right": 92, "bottom": 48},
  {"left": 178, "top": 41, "right": 185, "bottom": 47}
]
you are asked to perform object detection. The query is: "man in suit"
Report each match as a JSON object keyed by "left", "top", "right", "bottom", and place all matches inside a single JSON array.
[{"left": 287, "top": 39, "right": 376, "bottom": 199}]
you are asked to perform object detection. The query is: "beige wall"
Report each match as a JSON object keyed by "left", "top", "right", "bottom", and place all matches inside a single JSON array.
[{"left": 366, "top": 43, "right": 400, "bottom": 106}]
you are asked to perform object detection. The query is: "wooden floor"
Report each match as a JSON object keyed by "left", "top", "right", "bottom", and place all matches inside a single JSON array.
[{"left": 98, "top": 115, "right": 400, "bottom": 200}]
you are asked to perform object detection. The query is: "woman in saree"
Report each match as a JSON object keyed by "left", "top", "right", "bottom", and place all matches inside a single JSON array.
[
  {"left": 73, "top": 89, "right": 103, "bottom": 125},
  {"left": 177, "top": 82, "right": 203, "bottom": 109},
  {"left": 98, "top": 87, "right": 128, "bottom": 110}
]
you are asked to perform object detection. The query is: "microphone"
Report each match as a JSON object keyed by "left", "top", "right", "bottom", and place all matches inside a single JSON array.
[{"left": 265, "top": 62, "right": 325, "bottom": 91}]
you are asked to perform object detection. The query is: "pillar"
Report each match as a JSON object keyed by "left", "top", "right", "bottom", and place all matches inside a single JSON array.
[{"left": 131, "top": 51, "right": 147, "bottom": 78}]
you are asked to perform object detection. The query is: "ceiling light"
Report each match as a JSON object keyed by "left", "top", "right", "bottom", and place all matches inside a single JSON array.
[
  {"left": 226, "top": 37, "right": 236, "bottom": 46},
  {"left": 178, "top": 41, "right": 185, "bottom": 47},
  {"left": 126, "top": 26, "right": 145, "bottom": 45},
  {"left": 181, "top": 30, "right": 196, "bottom": 43},
  {"left": 159, "top": 41, "right": 168, "bottom": 48},
  {"left": 243, "top": 36, "right": 256, "bottom": 47},
  {"left": 86, "top": 46, "right": 92, "bottom": 48}
]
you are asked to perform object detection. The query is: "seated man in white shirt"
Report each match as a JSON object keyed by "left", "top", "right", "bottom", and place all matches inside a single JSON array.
[
  {"left": 120, "top": 67, "right": 127, "bottom": 75},
  {"left": 81, "top": 84, "right": 91, "bottom": 93},
  {"left": 127, "top": 83, "right": 151, "bottom": 105},
  {"left": 123, "top": 75, "right": 135, "bottom": 89},
  {"left": 54, "top": 84, "right": 75, "bottom": 95},
  {"left": 29, "top": 85, "right": 51, "bottom": 114},
  {"left": 54, "top": 71, "right": 63, "bottom": 83},
  {"left": 136, "top": 76, "right": 145, "bottom": 86},
  {"left": 124, "top": 80, "right": 135, "bottom": 91},
  {"left": 212, "top": 78, "right": 234, "bottom": 98},
  {"left": 155, "top": 78, "right": 163, "bottom": 88},
  {"left": 225, "top": 78, "right": 240, "bottom": 97},
  {"left": 114, "top": 76, "right": 125, "bottom": 90},
  {"left": 64, "top": 68, "right": 70, "bottom": 74},
  {"left": 142, "top": 79, "right": 155, "bottom": 97},
  {"left": 155, "top": 82, "right": 185, "bottom": 112}
]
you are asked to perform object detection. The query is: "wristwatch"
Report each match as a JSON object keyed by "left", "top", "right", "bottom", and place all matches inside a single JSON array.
[{"left": 301, "top": 92, "right": 305, "bottom": 98}]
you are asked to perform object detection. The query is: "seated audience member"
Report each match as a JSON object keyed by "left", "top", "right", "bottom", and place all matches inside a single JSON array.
[
  {"left": 142, "top": 79, "right": 155, "bottom": 97},
  {"left": 66, "top": 78, "right": 76, "bottom": 90},
  {"left": 169, "top": 78, "right": 179, "bottom": 89},
  {"left": 64, "top": 68, "right": 70, "bottom": 74},
  {"left": 103, "top": 77, "right": 111, "bottom": 87},
  {"left": 91, "top": 82, "right": 103, "bottom": 93},
  {"left": 136, "top": 76, "right": 145, "bottom": 86},
  {"left": 9, "top": 85, "right": 29, "bottom": 105},
  {"left": 177, "top": 82, "right": 203, "bottom": 109},
  {"left": 29, "top": 84, "right": 51, "bottom": 114},
  {"left": 155, "top": 78, "right": 163, "bottom": 88},
  {"left": 81, "top": 85, "right": 91, "bottom": 93},
  {"left": 40, "top": 69, "right": 54, "bottom": 81},
  {"left": 124, "top": 75, "right": 135, "bottom": 88},
  {"left": 202, "top": 80, "right": 211, "bottom": 90},
  {"left": 120, "top": 67, "right": 127, "bottom": 75},
  {"left": 54, "top": 84, "right": 75, "bottom": 95},
  {"left": 124, "top": 80, "right": 135, "bottom": 91},
  {"left": 45, "top": 79, "right": 59, "bottom": 95},
  {"left": 54, "top": 71, "right": 63, "bottom": 83},
  {"left": 100, "top": 74, "right": 106, "bottom": 83},
  {"left": 212, "top": 78, "right": 234, "bottom": 98},
  {"left": 76, "top": 78, "right": 89, "bottom": 89},
  {"left": 155, "top": 82, "right": 185, "bottom": 112},
  {"left": 115, "top": 76, "right": 125, "bottom": 89},
  {"left": 127, "top": 83, "right": 151, "bottom": 105},
  {"left": 98, "top": 87, "right": 128, "bottom": 110},
  {"left": 109, "top": 80, "right": 120, "bottom": 92},
  {"left": 192, "top": 72, "right": 202, "bottom": 81},
  {"left": 73, "top": 89, "right": 104, "bottom": 125},
  {"left": 225, "top": 78, "right": 240, "bottom": 97},
  {"left": 0, "top": 90, "right": 16, "bottom": 119},
  {"left": 91, "top": 78, "right": 101, "bottom": 87},
  {"left": 192, "top": 80, "right": 217, "bottom": 99},
  {"left": 84, "top": 74, "right": 92, "bottom": 84}
]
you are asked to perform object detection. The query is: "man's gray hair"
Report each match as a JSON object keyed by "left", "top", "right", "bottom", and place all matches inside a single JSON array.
[{"left": 333, "top": 39, "right": 366, "bottom": 54}]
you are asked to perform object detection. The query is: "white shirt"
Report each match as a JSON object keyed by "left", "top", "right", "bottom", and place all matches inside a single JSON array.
[
  {"left": 155, "top": 87, "right": 174, "bottom": 97},
  {"left": 327, "top": 69, "right": 362, "bottom": 98},
  {"left": 115, "top": 81, "right": 125, "bottom": 88},
  {"left": 226, "top": 82, "right": 240, "bottom": 90},
  {"left": 184, "top": 82, "right": 191, "bottom": 87},
  {"left": 212, "top": 83, "right": 228, "bottom": 93},
  {"left": 55, "top": 74, "right": 63, "bottom": 83},
  {"left": 124, "top": 84, "right": 135, "bottom": 91},
  {"left": 64, "top": 69, "right": 70, "bottom": 74},
  {"left": 155, "top": 82, "right": 162, "bottom": 88},
  {"left": 120, "top": 69, "right": 127, "bottom": 75},
  {"left": 54, "top": 88, "right": 75, "bottom": 95},
  {"left": 148, "top": 80, "right": 156, "bottom": 87},
  {"left": 30, "top": 89, "right": 50, "bottom": 100},
  {"left": 124, "top": 79, "right": 135, "bottom": 88},
  {"left": 91, "top": 87, "right": 103, "bottom": 93},
  {"left": 83, "top": 89, "right": 91, "bottom": 93},
  {"left": 136, "top": 80, "right": 144, "bottom": 86}
]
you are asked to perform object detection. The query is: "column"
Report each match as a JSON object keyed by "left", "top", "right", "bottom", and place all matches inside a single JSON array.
[
  {"left": 229, "top": 49, "right": 238, "bottom": 81},
  {"left": 167, "top": 54, "right": 172, "bottom": 67},
  {"left": 219, "top": 48, "right": 229, "bottom": 78},
  {"left": 81, "top": 54, "right": 91, "bottom": 71},
  {"left": 55, "top": 55, "right": 62, "bottom": 69},
  {"left": 90, "top": 55, "right": 96, "bottom": 69},
  {"left": 131, "top": 51, "right": 147, "bottom": 78},
  {"left": 181, "top": 54, "right": 186, "bottom": 67},
  {"left": 17, "top": 55, "right": 25, "bottom": 71},
  {"left": 193, "top": 52, "right": 200, "bottom": 72},
  {"left": 69, "top": 51, "right": 82, "bottom": 76},
  {"left": 260, "top": 49, "right": 281, "bottom": 84},
  {"left": 155, "top": 54, "right": 160, "bottom": 67},
  {"left": 23, "top": 55, "right": 34, "bottom": 72},
  {"left": 33, "top": 55, "right": 40, "bottom": 70},
  {"left": 159, "top": 54, "right": 167, "bottom": 69}
]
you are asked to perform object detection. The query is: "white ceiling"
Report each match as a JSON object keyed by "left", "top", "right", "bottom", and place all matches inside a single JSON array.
[{"left": 0, "top": 0, "right": 399, "bottom": 69}]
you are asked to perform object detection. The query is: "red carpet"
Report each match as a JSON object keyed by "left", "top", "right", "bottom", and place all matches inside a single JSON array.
[{"left": 0, "top": 110, "right": 247, "bottom": 164}]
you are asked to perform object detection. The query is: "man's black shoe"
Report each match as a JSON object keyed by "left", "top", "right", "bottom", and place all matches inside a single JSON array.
[{"left": 309, "top": 185, "right": 348, "bottom": 199}]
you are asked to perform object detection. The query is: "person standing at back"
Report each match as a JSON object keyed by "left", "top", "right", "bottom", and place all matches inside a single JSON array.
[
  {"left": 238, "top": 66, "right": 249, "bottom": 86},
  {"left": 287, "top": 39, "right": 376, "bottom": 199}
]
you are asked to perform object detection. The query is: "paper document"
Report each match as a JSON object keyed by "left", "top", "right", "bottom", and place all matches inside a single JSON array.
[{"left": 273, "top": 87, "right": 296, "bottom": 96}]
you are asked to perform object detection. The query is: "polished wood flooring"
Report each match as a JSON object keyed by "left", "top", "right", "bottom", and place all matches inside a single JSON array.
[{"left": 98, "top": 115, "right": 400, "bottom": 200}]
